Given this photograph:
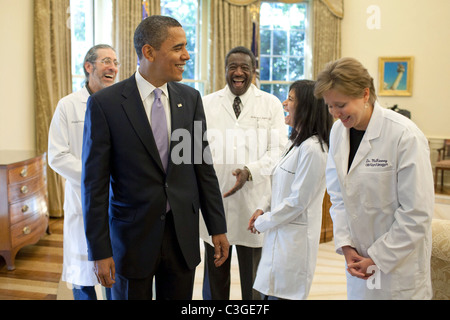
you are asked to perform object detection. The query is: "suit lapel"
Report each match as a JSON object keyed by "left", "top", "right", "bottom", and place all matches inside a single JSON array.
[
  {"left": 167, "top": 82, "right": 185, "bottom": 136},
  {"left": 120, "top": 74, "right": 165, "bottom": 173},
  {"left": 334, "top": 127, "right": 350, "bottom": 180},
  {"left": 348, "top": 104, "right": 383, "bottom": 175},
  {"left": 348, "top": 134, "right": 371, "bottom": 174},
  {"left": 221, "top": 99, "right": 237, "bottom": 121},
  {"left": 237, "top": 85, "right": 258, "bottom": 120},
  {"left": 216, "top": 88, "right": 238, "bottom": 121},
  {"left": 167, "top": 82, "right": 188, "bottom": 175}
]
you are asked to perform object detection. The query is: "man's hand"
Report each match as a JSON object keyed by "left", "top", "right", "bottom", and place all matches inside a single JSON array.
[
  {"left": 93, "top": 257, "right": 116, "bottom": 288},
  {"left": 223, "top": 168, "right": 250, "bottom": 198},
  {"left": 211, "top": 234, "right": 230, "bottom": 267}
]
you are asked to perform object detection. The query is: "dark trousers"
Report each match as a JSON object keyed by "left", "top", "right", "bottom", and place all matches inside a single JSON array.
[
  {"left": 203, "top": 242, "right": 262, "bottom": 300},
  {"left": 112, "top": 212, "right": 195, "bottom": 300}
]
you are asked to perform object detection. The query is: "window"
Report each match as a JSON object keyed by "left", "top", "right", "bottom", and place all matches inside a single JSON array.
[
  {"left": 259, "top": 1, "right": 310, "bottom": 102},
  {"left": 70, "top": 0, "right": 113, "bottom": 92},
  {"left": 161, "top": 0, "right": 207, "bottom": 95}
]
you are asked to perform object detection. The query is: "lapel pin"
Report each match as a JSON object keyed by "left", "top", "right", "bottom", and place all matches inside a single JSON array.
[{"left": 177, "top": 103, "right": 183, "bottom": 108}]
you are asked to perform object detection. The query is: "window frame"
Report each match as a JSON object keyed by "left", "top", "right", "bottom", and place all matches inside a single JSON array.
[
  {"left": 258, "top": 0, "right": 313, "bottom": 100},
  {"left": 70, "top": 0, "right": 113, "bottom": 92},
  {"left": 160, "top": 0, "right": 209, "bottom": 96}
]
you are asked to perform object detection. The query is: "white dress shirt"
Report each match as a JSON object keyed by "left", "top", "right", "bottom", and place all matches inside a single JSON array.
[{"left": 135, "top": 70, "right": 171, "bottom": 139}]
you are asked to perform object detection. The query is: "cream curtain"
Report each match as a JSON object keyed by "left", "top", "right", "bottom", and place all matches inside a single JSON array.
[
  {"left": 113, "top": 0, "right": 156, "bottom": 81},
  {"left": 312, "top": 0, "right": 343, "bottom": 78},
  {"left": 311, "top": 0, "right": 343, "bottom": 242},
  {"left": 34, "top": 0, "right": 72, "bottom": 217},
  {"left": 207, "top": 0, "right": 343, "bottom": 89},
  {"left": 208, "top": 0, "right": 258, "bottom": 92}
]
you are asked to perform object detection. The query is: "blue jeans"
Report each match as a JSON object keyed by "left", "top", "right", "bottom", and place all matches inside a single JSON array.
[{"left": 72, "top": 285, "right": 112, "bottom": 300}]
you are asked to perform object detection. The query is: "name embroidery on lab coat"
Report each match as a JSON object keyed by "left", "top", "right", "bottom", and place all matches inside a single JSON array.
[
  {"left": 365, "top": 158, "right": 389, "bottom": 168},
  {"left": 250, "top": 116, "right": 271, "bottom": 120},
  {"left": 279, "top": 166, "right": 295, "bottom": 174}
]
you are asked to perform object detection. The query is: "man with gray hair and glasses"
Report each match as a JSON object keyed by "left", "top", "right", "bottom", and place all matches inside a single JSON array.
[{"left": 48, "top": 44, "right": 119, "bottom": 300}]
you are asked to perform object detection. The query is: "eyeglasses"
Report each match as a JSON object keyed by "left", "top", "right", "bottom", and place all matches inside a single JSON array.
[{"left": 96, "top": 57, "right": 121, "bottom": 67}]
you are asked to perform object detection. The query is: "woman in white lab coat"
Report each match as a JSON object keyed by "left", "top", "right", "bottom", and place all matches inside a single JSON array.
[
  {"left": 248, "top": 80, "right": 333, "bottom": 300},
  {"left": 314, "top": 57, "right": 434, "bottom": 299}
]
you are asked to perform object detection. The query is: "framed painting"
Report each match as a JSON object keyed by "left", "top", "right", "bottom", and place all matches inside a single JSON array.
[{"left": 378, "top": 56, "right": 414, "bottom": 96}]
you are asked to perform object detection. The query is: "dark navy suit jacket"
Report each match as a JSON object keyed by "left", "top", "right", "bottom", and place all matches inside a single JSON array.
[{"left": 82, "top": 74, "right": 226, "bottom": 279}]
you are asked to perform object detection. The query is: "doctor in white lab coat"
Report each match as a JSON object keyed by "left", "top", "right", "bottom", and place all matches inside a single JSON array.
[
  {"left": 200, "top": 46, "right": 287, "bottom": 300},
  {"left": 48, "top": 45, "right": 119, "bottom": 300},
  {"left": 248, "top": 80, "right": 333, "bottom": 300},
  {"left": 315, "top": 57, "right": 434, "bottom": 300}
]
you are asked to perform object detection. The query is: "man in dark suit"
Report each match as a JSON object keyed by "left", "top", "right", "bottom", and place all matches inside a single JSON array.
[{"left": 81, "top": 15, "right": 229, "bottom": 300}]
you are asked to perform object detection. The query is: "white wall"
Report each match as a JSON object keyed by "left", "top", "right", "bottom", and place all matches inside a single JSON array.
[
  {"left": 0, "top": 0, "right": 35, "bottom": 151},
  {"left": 341, "top": 0, "right": 450, "bottom": 139}
]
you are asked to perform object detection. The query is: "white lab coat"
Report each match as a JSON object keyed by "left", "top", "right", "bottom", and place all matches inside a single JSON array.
[
  {"left": 327, "top": 102, "right": 434, "bottom": 299},
  {"left": 200, "top": 85, "right": 288, "bottom": 247},
  {"left": 48, "top": 87, "right": 98, "bottom": 287},
  {"left": 253, "top": 137, "right": 327, "bottom": 300}
]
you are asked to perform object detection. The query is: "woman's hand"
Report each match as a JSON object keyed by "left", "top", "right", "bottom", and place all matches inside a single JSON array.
[
  {"left": 342, "top": 246, "right": 376, "bottom": 279},
  {"left": 248, "top": 209, "right": 264, "bottom": 234}
]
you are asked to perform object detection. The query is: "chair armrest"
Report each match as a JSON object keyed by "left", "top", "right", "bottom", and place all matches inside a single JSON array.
[
  {"left": 436, "top": 147, "right": 445, "bottom": 161},
  {"left": 432, "top": 219, "right": 450, "bottom": 261}
]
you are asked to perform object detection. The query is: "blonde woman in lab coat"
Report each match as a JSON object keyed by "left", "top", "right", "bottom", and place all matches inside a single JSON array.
[
  {"left": 314, "top": 57, "right": 434, "bottom": 299},
  {"left": 48, "top": 45, "right": 119, "bottom": 300},
  {"left": 248, "top": 80, "right": 333, "bottom": 300}
]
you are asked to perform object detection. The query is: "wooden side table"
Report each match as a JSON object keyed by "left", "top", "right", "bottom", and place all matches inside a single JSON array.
[
  {"left": 320, "top": 192, "right": 333, "bottom": 243},
  {"left": 0, "top": 151, "right": 49, "bottom": 270}
]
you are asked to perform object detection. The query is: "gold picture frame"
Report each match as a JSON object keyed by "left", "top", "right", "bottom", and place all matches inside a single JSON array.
[{"left": 378, "top": 56, "right": 414, "bottom": 96}]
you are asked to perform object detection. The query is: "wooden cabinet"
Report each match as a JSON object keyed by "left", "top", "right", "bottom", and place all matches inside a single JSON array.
[{"left": 0, "top": 151, "right": 49, "bottom": 270}]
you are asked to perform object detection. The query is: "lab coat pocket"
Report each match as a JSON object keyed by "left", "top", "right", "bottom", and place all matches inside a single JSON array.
[
  {"left": 360, "top": 170, "right": 396, "bottom": 209},
  {"left": 392, "top": 252, "right": 420, "bottom": 298},
  {"left": 252, "top": 116, "right": 271, "bottom": 129},
  {"left": 239, "top": 117, "right": 271, "bottom": 133},
  {"left": 277, "top": 224, "right": 308, "bottom": 275}
]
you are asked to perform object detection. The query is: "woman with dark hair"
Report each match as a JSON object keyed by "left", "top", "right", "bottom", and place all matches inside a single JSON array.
[{"left": 248, "top": 80, "right": 333, "bottom": 299}]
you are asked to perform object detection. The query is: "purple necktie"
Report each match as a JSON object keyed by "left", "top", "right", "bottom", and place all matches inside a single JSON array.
[
  {"left": 151, "top": 88, "right": 169, "bottom": 172},
  {"left": 152, "top": 88, "right": 170, "bottom": 213}
]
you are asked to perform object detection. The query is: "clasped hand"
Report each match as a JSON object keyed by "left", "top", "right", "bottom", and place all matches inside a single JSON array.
[{"left": 342, "top": 246, "right": 376, "bottom": 280}]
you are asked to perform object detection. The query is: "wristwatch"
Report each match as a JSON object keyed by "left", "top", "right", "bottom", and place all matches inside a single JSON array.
[{"left": 244, "top": 166, "right": 252, "bottom": 181}]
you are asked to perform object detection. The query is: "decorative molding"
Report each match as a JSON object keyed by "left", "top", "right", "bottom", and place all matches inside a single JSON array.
[{"left": 225, "top": 0, "right": 258, "bottom": 6}]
